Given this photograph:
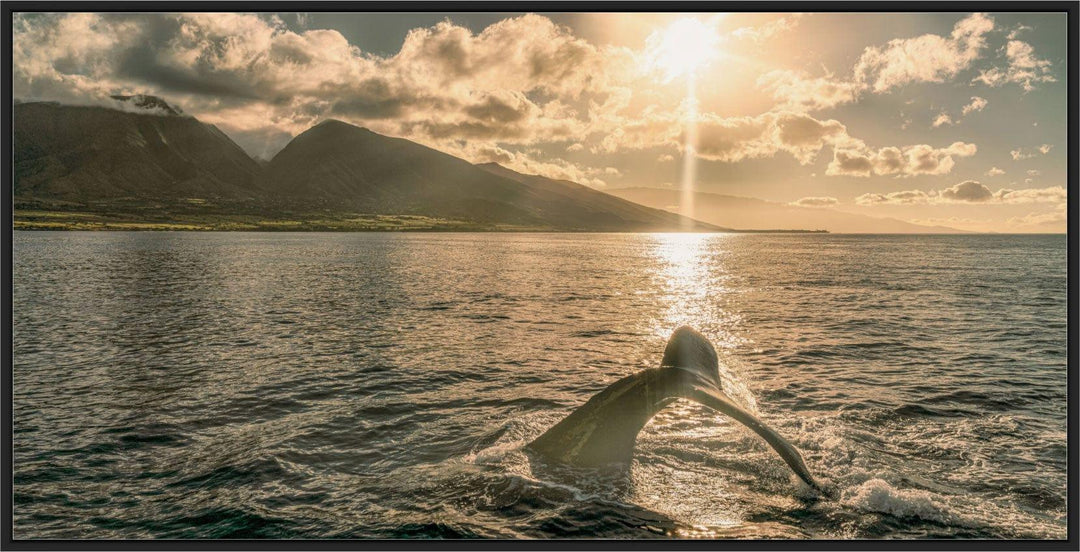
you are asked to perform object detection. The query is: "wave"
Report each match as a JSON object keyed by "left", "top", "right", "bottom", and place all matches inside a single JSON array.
[{"left": 843, "top": 478, "right": 953, "bottom": 524}]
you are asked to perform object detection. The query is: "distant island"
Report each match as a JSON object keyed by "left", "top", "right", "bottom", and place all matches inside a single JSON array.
[{"left": 13, "top": 97, "right": 827, "bottom": 233}]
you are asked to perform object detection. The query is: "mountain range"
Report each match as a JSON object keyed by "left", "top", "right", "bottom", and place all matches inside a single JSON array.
[
  {"left": 14, "top": 96, "right": 960, "bottom": 233},
  {"left": 13, "top": 98, "right": 716, "bottom": 232},
  {"left": 14, "top": 99, "right": 261, "bottom": 201},
  {"left": 262, "top": 120, "right": 711, "bottom": 230}
]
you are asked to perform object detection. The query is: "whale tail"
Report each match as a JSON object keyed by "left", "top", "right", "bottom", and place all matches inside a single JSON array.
[
  {"left": 660, "top": 325, "right": 722, "bottom": 386},
  {"left": 528, "top": 326, "right": 820, "bottom": 491}
]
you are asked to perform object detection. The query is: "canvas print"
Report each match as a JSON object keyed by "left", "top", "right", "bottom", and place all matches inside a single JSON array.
[{"left": 9, "top": 9, "right": 1070, "bottom": 542}]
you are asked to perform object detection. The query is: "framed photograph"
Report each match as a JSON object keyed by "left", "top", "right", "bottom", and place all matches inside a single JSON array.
[{"left": 4, "top": 1, "right": 1076, "bottom": 549}]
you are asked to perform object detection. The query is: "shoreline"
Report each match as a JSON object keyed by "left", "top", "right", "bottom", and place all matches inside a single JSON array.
[
  {"left": 13, "top": 209, "right": 829, "bottom": 233},
  {"left": 12, "top": 224, "right": 831, "bottom": 234},
  {"left": 14, "top": 226, "right": 1067, "bottom": 236}
]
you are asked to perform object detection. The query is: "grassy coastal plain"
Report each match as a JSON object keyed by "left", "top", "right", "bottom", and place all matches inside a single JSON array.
[
  {"left": 12, "top": 196, "right": 825, "bottom": 234},
  {"left": 13, "top": 208, "right": 527, "bottom": 232},
  {"left": 13, "top": 207, "right": 827, "bottom": 233}
]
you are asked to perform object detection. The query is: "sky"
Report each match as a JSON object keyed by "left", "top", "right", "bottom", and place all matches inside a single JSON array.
[{"left": 12, "top": 12, "right": 1069, "bottom": 232}]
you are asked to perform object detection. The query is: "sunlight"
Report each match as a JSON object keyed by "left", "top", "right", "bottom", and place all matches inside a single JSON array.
[
  {"left": 643, "top": 18, "right": 722, "bottom": 230},
  {"left": 645, "top": 233, "right": 747, "bottom": 356},
  {"left": 648, "top": 233, "right": 738, "bottom": 345},
  {"left": 645, "top": 18, "right": 723, "bottom": 83},
  {"left": 680, "top": 84, "right": 700, "bottom": 229}
]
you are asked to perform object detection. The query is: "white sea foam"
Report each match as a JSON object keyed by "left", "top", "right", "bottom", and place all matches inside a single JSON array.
[{"left": 843, "top": 478, "right": 953, "bottom": 524}]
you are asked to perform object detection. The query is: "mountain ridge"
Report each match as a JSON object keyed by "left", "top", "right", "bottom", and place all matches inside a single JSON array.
[
  {"left": 262, "top": 118, "right": 716, "bottom": 230},
  {"left": 14, "top": 101, "right": 263, "bottom": 202},
  {"left": 16, "top": 97, "right": 963, "bottom": 233},
  {"left": 13, "top": 101, "right": 718, "bottom": 231}
]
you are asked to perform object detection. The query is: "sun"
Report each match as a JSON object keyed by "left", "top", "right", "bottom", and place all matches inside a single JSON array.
[{"left": 646, "top": 18, "right": 722, "bottom": 82}]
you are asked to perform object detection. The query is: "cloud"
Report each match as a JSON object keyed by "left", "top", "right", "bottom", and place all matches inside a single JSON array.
[
  {"left": 932, "top": 112, "right": 953, "bottom": 127},
  {"left": 391, "top": 16, "right": 629, "bottom": 98},
  {"left": 854, "top": 13, "right": 994, "bottom": 93},
  {"left": 1007, "top": 203, "right": 1066, "bottom": 228},
  {"left": 757, "top": 69, "right": 861, "bottom": 112},
  {"left": 972, "top": 40, "right": 1055, "bottom": 91},
  {"left": 939, "top": 180, "right": 994, "bottom": 202},
  {"left": 731, "top": 14, "right": 804, "bottom": 42},
  {"left": 856, "top": 181, "right": 1065, "bottom": 205},
  {"left": 1010, "top": 144, "right": 1052, "bottom": 160},
  {"left": 657, "top": 153, "right": 675, "bottom": 162},
  {"left": 462, "top": 143, "right": 611, "bottom": 188},
  {"left": 772, "top": 112, "right": 854, "bottom": 161},
  {"left": 13, "top": 12, "right": 639, "bottom": 159},
  {"left": 691, "top": 114, "right": 775, "bottom": 162},
  {"left": 398, "top": 89, "right": 585, "bottom": 144},
  {"left": 995, "top": 186, "right": 1067, "bottom": 204},
  {"left": 1001, "top": 40, "right": 1055, "bottom": 91},
  {"left": 1007, "top": 24, "right": 1033, "bottom": 40},
  {"left": 472, "top": 144, "right": 516, "bottom": 164},
  {"left": 515, "top": 156, "right": 610, "bottom": 188},
  {"left": 909, "top": 216, "right": 990, "bottom": 227},
  {"left": 827, "top": 141, "right": 976, "bottom": 177},
  {"left": 856, "top": 190, "right": 933, "bottom": 205},
  {"left": 12, "top": 13, "right": 142, "bottom": 104},
  {"left": 601, "top": 106, "right": 973, "bottom": 180},
  {"left": 596, "top": 109, "right": 681, "bottom": 153},
  {"left": 972, "top": 68, "right": 1005, "bottom": 87},
  {"left": 829, "top": 149, "right": 875, "bottom": 176},
  {"left": 757, "top": 14, "right": 994, "bottom": 113},
  {"left": 985, "top": 166, "right": 1005, "bottom": 176},
  {"left": 691, "top": 111, "right": 851, "bottom": 164},
  {"left": 961, "top": 96, "right": 988, "bottom": 115},
  {"left": 931, "top": 96, "right": 986, "bottom": 129},
  {"left": 10, "top": 10, "right": 1058, "bottom": 193},
  {"left": 790, "top": 196, "right": 839, "bottom": 207},
  {"left": 598, "top": 108, "right": 857, "bottom": 165}
]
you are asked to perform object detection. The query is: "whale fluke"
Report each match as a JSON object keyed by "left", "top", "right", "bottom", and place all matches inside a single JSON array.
[{"left": 528, "top": 326, "right": 820, "bottom": 491}]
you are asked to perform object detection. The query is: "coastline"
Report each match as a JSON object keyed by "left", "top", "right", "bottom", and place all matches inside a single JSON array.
[{"left": 13, "top": 209, "right": 829, "bottom": 233}]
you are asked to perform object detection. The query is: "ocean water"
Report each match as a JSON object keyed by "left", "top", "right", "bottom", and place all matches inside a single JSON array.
[{"left": 12, "top": 232, "right": 1067, "bottom": 540}]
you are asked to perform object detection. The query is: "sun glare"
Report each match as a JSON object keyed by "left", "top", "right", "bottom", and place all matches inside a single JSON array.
[
  {"left": 643, "top": 18, "right": 723, "bottom": 229},
  {"left": 647, "top": 18, "right": 722, "bottom": 82}
]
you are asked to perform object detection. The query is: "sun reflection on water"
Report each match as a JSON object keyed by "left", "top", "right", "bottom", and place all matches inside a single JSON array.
[
  {"left": 646, "top": 233, "right": 744, "bottom": 351},
  {"left": 631, "top": 233, "right": 767, "bottom": 534}
]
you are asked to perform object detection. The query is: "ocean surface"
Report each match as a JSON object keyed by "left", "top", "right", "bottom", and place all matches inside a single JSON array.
[{"left": 12, "top": 232, "right": 1067, "bottom": 540}]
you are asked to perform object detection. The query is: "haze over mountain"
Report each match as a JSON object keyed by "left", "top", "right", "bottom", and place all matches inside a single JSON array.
[
  {"left": 14, "top": 100, "right": 262, "bottom": 201},
  {"left": 607, "top": 188, "right": 967, "bottom": 234}
]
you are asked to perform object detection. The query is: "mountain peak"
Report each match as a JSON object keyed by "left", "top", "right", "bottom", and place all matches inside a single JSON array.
[
  {"left": 313, "top": 119, "right": 369, "bottom": 132},
  {"left": 14, "top": 100, "right": 261, "bottom": 201},
  {"left": 110, "top": 94, "right": 183, "bottom": 116}
]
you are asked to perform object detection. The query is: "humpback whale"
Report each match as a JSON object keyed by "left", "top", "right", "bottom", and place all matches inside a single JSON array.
[{"left": 528, "top": 326, "right": 820, "bottom": 491}]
